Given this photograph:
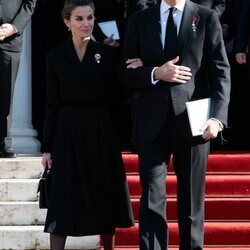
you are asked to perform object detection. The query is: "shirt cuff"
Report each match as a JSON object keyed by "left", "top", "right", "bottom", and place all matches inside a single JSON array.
[
  {"left": 151, "top": 67, "right": 159, "bottom": 85},
  {"left": 11, "top": 25, "right": 18, "bottom": 34},
  {"left": 210, "top": 118, "right": 224, "bottom": 131}
]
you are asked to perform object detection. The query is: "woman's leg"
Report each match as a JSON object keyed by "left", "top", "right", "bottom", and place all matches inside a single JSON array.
[
  {"left": 101, "top": 233, "right": 115, "bottom": 250},
  {"left": 50, "top": 233, "right": 67, "bottom": 250}
]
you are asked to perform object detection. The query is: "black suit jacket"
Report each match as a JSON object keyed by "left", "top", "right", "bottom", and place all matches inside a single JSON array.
[
  {"left": 93, "top": 0, "right": 126, "bottom": 41},
  {"left": 220, "top": 0, "right": 243, "bottom": 42},
  {"left": 0, "top": 0, "right": 37, "bottom": 51},
  {"left": 126, "top": 0, "right": 160, "bottom": 17},
  {"left": 123, "top": 0, "right": 230, "bottom": 144}
]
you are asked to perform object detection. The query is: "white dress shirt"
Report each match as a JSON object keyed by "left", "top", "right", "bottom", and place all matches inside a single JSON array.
[
  {"left": 160, "top": 0, "right": 186, "bottom": 48},
  {"left": 151, "top": 0, "right": 223, "bottom": 130},
  {"left": 151, "top": 0, "right": 186, "bottom": 84}
]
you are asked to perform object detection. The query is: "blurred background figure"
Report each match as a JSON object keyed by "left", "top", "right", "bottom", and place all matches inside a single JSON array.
[
  {"left": 219, "top": 0, "right": 250, "bottom": 150},
  {"left": 191, "top": 0, "right": 225, "bottom": 18},
  {"left": 235, "top": 0, "right": 249, "bottom": 67},
  {"left": 126, "top": 0, "right": 160, "bottom": 18}
]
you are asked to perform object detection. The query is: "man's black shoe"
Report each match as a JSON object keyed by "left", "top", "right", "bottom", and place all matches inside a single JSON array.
[
  {"left": 0, "top": 138, "right": 17, "bottom": 158},
  {"left": 0, "top": 147, "right": 17, "bottom": 158}
]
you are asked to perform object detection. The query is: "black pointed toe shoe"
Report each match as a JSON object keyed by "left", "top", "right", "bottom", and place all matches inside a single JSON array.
[{"left": 0, "top": 138, "right": 17, "bottom": 158}]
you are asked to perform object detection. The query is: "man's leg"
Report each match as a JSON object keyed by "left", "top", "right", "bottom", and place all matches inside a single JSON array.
[
  {"left": 173, "top": 140, "right": 210, "bottom": 250},
  {"left": 138, "top": 147, "right": 171, "bottom": 250},
  {"left": 0, "top": 50, "right": 21, "bottom": 157}
]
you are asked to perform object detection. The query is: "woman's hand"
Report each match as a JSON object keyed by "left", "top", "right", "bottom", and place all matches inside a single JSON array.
[
  {"left": 126, "top": 58, "right": 143, "bottom": 69},
  {"left": 42, "top": 153, "right": 52, "bottom": 169}
]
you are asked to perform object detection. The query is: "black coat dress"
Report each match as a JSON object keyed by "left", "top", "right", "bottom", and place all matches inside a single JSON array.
[{"left": 42, "top": 38, "right": 134, "bottom": 236}]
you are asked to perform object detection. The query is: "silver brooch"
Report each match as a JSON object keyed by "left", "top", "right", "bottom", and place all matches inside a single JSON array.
[{"left": 94, "top": 53, "right": 101, "bottom": 63}]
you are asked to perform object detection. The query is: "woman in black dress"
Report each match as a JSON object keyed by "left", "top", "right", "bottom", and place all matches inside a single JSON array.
[{"left": 41, "top": 0, "right": 135, "bottom": 249}]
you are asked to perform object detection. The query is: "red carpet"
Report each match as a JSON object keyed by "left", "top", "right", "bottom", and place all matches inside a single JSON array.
[
  {"left": 116, "top": 222, "right": 250, "bottom": 245},
  {"left": 115, "top": 152, "right": 250, "bottom": 249},
  {"left": 130, "top": 197, "right": 250, "bottom": 220},
  {"left": 127, "top": 175, "right": 250, "bottom": 197},
  {"left": 113, "top": 248, "right": 250, "bottom": 250},
  {"left": 122, "top": 153, "right": 250, "bottom": 174}
]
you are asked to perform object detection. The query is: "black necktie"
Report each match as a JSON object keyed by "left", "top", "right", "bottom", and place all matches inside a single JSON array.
[{"left": 164, "top": 7, "right": 177, "bottom": 60}]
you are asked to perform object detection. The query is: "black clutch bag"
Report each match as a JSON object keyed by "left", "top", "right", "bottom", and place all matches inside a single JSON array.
[{"left": 37, "top": 167, "right": 51, "bottom": 209}]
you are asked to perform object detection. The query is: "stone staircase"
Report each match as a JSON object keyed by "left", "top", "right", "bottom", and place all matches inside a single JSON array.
[{"left": 0, "top": 157, "right": 100, "bottom": 250}]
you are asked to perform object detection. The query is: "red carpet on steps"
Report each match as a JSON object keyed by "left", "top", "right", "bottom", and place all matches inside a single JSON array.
[
  {"left": 112, "top": 248, "right": 250, "bottom": 250},
  {"left": 122, "top": 152, "right": 250, "bottom": 174},
  {"left": 113, "top": 248, "right": 250, "bottom": 250},
  {"left": 116, "top": 222, "right": 250, "bottom": 245},
  {"left": 127, "top": 175, "right": 250, "bottom": 197},
  {"left": 114, "top": 152, "right": 250, "bottom": 249},
  {"left": 130, "top": 197, "right": 250, "bottom": 220}
]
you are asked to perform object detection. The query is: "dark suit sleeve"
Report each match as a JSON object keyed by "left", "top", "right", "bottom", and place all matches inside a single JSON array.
[
  {"left": 122, "top": 14, "right": 155, "bottom": 89},
  {"left": 235, "top": 0, "right": 250, "bottom": 53},
  {"left": 92, "top": 21, "right": 107, "bottom": 42},
  {"left": 205, "top": 11, "right": 231, "bottom": 126},
  {"left": 11, "top": 0, "right": 37, "bottom": 34},
  {"left": 41, "top": 52, "right": 60, "bottom": 153},
  {"left": 104, "top": 46, "right": 132, "bottom": 104}
]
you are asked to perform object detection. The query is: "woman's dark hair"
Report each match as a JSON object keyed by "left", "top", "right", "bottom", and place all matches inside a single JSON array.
[{"left": 62, "top": 0, "right": 95, "bottom": 20}]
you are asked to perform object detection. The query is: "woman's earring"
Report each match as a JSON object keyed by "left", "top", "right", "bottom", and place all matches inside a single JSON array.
[{"left": 67, "top": 26, "right": 71, "bottom": 31}]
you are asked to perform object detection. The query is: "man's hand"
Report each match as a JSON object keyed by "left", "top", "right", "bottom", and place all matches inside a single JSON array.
[
  {"left": 42, "top": 153, "right": 52, "bottom": 169},
  {"left": 154, "top": 56, "right": 192, "bottom": 84},
  {"left": 103, "top": 35, "right": 120, "bottom": 48},
  {"left": 235, "top": 53, "right": 247, "bottom": 64},
  {"left": 0, "top": 23, "right": 17, "bottom": 41},
  {"left": 200, "top": 119, "right": 221, "bottom": 140}
]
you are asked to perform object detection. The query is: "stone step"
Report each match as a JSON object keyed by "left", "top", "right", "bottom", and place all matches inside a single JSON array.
[
  {"left": 0, "top": 179, "right": 39, "bottom": 201},
  {"left": 0, "top": 225, "right": 99, "bottom": 249},
  {"left": 0, "top": 202, "right": 46, "bottom": 225},
  {"left": 0, "top": 157, "right": 42, "bottom": 179}
]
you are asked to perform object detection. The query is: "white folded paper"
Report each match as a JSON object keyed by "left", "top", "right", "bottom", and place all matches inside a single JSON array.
[
  {"left": 98, "top": 20, "right": 120, "bottom": 40},
  {"left": 186, "top": 98, "right": 211, "bottom": 136}
]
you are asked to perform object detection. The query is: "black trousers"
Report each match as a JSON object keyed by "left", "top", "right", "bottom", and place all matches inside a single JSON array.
[
  {"left": 137, "top": 111, "right": 210, "bottom": 250},
  {"left": 0, "top": 49, "right": 21, "bottom": 138}
]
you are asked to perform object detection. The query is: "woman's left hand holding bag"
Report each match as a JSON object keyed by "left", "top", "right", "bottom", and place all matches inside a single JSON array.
[
  {"left": 42, "top": 152, "right": 52, "bottom": 169},
  {"left": 37, "top": 153, "right": 52, "bottom": 209}
]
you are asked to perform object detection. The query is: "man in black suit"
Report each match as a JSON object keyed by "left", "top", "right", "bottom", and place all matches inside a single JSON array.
[
  {"left": 126, "top": 0, "right": 160, "bottom": 17},
  {"left": 233, "top": 0, "right": 250, "bottom": 149},
  {"left": 122, "top": 0, "right": 230, "bottom": 249},
  {"left": 0, "top": 0, "right": 37, "bottom": 157},
  {"left": 93, "top": 0, "right": 126, "bottom": 42}
]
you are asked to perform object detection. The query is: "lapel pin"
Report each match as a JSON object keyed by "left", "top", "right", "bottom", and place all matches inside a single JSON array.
[
  {"left": 94, "top": 53, "right": 101, "bottom": 63},
  {"left": 191, "top": 18, "right": 197, "bottom": 32}
]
